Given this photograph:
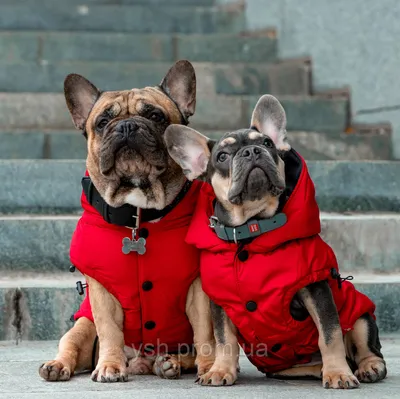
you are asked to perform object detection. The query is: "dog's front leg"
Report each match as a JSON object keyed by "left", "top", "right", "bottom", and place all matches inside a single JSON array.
[
  {"left": 298, "top": 281, "right": 360, "bottom": 389},
  {"left": 186, "top": 277, "right": 216, "bottom": 378},
  {"left": 39, "top": 317, "right": 97, "bottom": 381},
  {"left": 197, "top": 301, "right": 239, "bottom": 386},
  {"left": 345, "top": 313, "right": 387, "bottom": 382},
  {"left": 86, "top": 275, "right": 127, "bottom": 382}
]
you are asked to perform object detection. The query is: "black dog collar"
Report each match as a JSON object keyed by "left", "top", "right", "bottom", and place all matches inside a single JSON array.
[
  {"left": 209, "top": 213, "right": 287, "bottom": 243},
  {"left": 82, "top": 176, "right": 192, "bottom": 227}
]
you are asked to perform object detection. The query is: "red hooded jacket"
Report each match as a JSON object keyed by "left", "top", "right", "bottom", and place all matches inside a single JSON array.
[
  {"left": 71, "top": 176, "right": 203, "bottom": 353},
  {"left": 186, "top": 151, "right": 375, "bottom": 373}
]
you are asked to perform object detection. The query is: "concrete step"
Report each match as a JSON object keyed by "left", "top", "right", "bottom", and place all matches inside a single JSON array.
[
  {"left": 246, "top": 95, "right": 349, "bottom": 134},
  {"left": 287, "top": 130, "right": 393, "bottom": 161},
  {"left": 0, "top": 130, "right": 87, "bottom": 160},
  {"left": 0, "top": 129, "right": 392, "bottom": 161},
  {"left": 215, "top": 59, "right": 311, "bottom": 95},
  {"left": 208, "top": 130, "right": 393, "bottom": 161},
  {"left": 1, "top": 161, "right": 399, "bottom": 214},
  {"left": 0, "top": 213, "right": 399, "bottom": 273},
  {"left": 0, "top": 274, "right": 82, "bottom": 341},
  {"left": 320, "top": 214, "right": 400, "bottom": 273},
  {"left": 0, "top": 93, "right": 347, "bottom": 133},
  {"left": 2, "top": 31, "right": 276, "bottom": 64},
  {"left": 0, "top": 5, "right": 244, "bottom": 34},
  {"left": 0, "top": 273, "right": 399, "bottom": 340},
  {"left": 0, "top": 60, "right": 309, "bottom": 94},
  {"left": 8, "top": 0, "right": 216, "bottom": 5}
]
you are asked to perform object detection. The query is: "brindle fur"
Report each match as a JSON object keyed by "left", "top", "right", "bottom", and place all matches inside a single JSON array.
[
  {"left": 39, "top": 61, "right": 215, "bottom": 383},
  {"left": 164, "top": 94, "right": 387, "bottom": 388},
  {"left": 196, "top": 301, "right": 239, "bottom": 386}
]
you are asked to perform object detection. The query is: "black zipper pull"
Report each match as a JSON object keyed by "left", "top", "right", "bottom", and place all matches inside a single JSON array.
[
  {"left": 76, "top": 281, "right": 88, "bottom": 295},
  {"left": 341, "top": 275, "right": 354, "bottom": 284},
  {"left": 330, "top": 268, "right": 353, "bottom": 290}
]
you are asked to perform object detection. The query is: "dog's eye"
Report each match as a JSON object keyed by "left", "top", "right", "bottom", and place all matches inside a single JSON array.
[
  {"left": 149, "top": 112, "right": 165, "bottom": 123},
  {"left": 217, "top": 152, "right": 229, "bottom": 163},
  {"left": 96, "top": 118, "right": 109, "bottom": 131},
  {"left": 264, "top": 139, "right": 273, "bottom": 148}
]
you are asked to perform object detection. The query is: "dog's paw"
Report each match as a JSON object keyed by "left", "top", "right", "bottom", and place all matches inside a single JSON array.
[
  {"left": 153, "top": 355, "right": 181, "bottom": 379},
  {"left": 196, "top": 354, "right": 216, "bottom": 377},
  {"left": 91, "top": 361, "right": 128, "bottom": 383},
  {"left": 196, "top": 367, "right": 237, "bottom": 386},
  {"left": 127, "top": 356, "right": 153, "bottom": 375},
  {"left": 39, "top": 360, "right": 71, "bottom": 381},
  {"left": 322, "top": 367, "right": 360, "bottom": 389},
  {"left": 355, "top": 356, "right": 387, "bottom": 383}
]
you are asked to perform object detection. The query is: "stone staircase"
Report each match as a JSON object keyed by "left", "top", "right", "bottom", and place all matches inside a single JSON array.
[{"left": 0, "top": 0, "right": 399, "bottom": 341}]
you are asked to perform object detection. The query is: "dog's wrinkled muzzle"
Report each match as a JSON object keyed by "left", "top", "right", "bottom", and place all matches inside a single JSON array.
[
  {"left": 99, "top": 119, "right": 168, "bottom": 177},
  {"left": 228, "top": 146, "right": 285, "bottom": 204}
]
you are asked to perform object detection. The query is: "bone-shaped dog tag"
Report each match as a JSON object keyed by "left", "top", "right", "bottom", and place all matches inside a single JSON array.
[{"left": 122, "top": 236, "right": 146, "bottom": 255}]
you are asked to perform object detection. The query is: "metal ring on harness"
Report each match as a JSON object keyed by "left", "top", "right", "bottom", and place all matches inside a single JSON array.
[{"left": 233, "top": 227, "right": 237, "bottom": 244}]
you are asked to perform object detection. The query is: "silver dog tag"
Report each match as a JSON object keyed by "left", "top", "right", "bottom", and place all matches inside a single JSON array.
[
  {"left": 121, "top": 209, "right": 146, "bottom": 255},
  {"left": 122, "top": 235, "right": 146, "bottom": 255}
]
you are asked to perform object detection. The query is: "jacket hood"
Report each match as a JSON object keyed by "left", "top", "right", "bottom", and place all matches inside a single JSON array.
[{"left": 186, "top": 150, "right": 321, "bottom": 253}]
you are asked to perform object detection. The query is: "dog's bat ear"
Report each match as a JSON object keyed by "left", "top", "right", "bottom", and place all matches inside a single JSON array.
[
  {"left": 64, "top": 74, "right": 101, "bottom": 130},
  {"left": 160, "top": 60, "right": 196, "bottom": 121},
  {"left": 164, "top": 125, "right": 214, "bottom": 180},
  {"left": 250, "top": 95, "right": 290, "bottom": 151}
]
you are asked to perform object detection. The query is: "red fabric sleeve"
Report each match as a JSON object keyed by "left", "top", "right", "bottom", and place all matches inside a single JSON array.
[{"left": 74, "top": 286, "right": 94, "bottom": 322}]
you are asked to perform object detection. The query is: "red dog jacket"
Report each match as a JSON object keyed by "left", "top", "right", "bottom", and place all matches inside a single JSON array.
[{"left": 186, "top": 151, "right": 375, "bottom": 373}]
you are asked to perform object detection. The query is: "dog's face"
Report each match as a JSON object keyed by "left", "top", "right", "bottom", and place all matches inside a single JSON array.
[
  {"left": 165, "top": 95, "right": 290, "bottom": 226},
  {"left": 64, "top": 60, "right": 196, "bottom": 209}
]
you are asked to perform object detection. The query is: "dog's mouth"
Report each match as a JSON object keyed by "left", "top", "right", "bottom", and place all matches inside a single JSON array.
[
  {"left": 248, "top": 166, "right": 265, "bottom": 178},
  {"left": 93, "top": 121, "right": 172, "bottom": 208},
  {"left": 120, "top": 176, "right": 152, "bottom": 191},
  {"left": 99, "top": 123, "right": 169, "bottom": 178},
  {"left": 228, "top": 164, "right": 285, "bottom": 205}
]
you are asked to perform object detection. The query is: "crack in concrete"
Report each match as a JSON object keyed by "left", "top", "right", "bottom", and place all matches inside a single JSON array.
[
  {"left": 11, "top": 288, "right": 23, "bottom": 345},
  {"left": 357, "top": 104, "right": 400, "bottom": 115},
  {"left": 4, "top": 288, "right": 32, "bottom": 344}
]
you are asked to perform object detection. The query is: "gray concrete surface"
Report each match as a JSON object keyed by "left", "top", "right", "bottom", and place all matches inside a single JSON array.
[
  {"left": 231, "top": 0, "right": 400, "bottom": 158},
  {"left": 0, "top": 61, "right": 308, "bottom": 95},
  {"left": 1, "top": 338, "right": 400, "bottom": 398},
  {"left": 0, "top": 94, "right": 346, "bottom": 132},
  {"left": 2, "top": 276, "right": 400, "bottom": 340},
  {"left": 2, "top": 213, "right": 400, "bottom": 273},
  {"left": 0, "top": 4, "right": 244, "bottom": 34},
  {"left": 2, "top": 160, "right": 400, "bottom": 214},
  {"left": 0, "top": 128, "right": 392, "bottom": 160}
]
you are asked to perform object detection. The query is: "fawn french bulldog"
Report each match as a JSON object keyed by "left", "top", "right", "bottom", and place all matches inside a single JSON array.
[{"left": 39, "top": 61, "right": 215, "bottom": 383}]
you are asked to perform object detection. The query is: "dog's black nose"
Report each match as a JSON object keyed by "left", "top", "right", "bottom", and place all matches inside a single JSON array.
[
  {"left": 242, "top": 146, "right": 261, "bottom": 160},
  {"left": 115, "top": 120, "right": 138, "bottom": 138}
]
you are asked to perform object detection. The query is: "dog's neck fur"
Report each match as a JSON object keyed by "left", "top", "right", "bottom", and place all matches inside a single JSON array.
[
  {"left": 213, "top": 195, "right": 280, "bottom": 227},
  {"left": 159, "top": 172, "right": 187, "bottom": 208}
]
